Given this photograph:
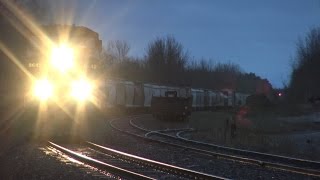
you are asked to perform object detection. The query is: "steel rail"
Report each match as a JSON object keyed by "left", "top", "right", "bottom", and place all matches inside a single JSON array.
[
  {"left": 86, "top": 141, "right": 226, "bottom": 180},
  {"left": 123, "top": 116, "right": 320, "bottom": 177},
  {"left": 175, "top": 129, "right": 320, "bottom": 169},
  {"left": 48, "top": 141, "right": 154, "bottom": 180}
]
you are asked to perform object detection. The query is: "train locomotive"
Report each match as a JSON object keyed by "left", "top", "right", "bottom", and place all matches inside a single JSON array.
[{"left": 24, "top": 25, "right": 103, "bottom": 117}]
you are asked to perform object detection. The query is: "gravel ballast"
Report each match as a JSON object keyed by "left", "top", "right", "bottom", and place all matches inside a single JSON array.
[
  {"left": 103, "top": 115, "right": 316, "bottom": 180},
  {"left": 0, "top": 112, "right": 318, "bottom": 179}
]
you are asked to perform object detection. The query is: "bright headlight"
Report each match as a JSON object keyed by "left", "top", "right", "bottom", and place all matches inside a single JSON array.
[
  {"left": 33, "top": 79, "right": 53, "bottom": 100},
  {"left": 70, "top": 79, "right": 93, "bottom": 101},
  {"left": 51, "top": 44, "right": 74, "bottom": 72}
]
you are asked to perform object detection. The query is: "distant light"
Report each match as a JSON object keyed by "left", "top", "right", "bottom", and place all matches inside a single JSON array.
[{"left": 278, "top": 93, "right": 282, "bottom": 97}]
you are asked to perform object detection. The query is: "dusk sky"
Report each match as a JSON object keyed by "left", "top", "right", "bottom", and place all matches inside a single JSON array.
[{"left": 49, "top": 0, "right": 320, "bottom": 88}]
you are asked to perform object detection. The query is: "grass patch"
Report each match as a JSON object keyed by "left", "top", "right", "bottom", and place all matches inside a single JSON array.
[
  {"left": 243, "top": 104, "right": 320, "bottom": 133},
  {"left": 189, "top": 111, "right": 231, "bottom": 131},
  {"left": 188, "top": 110, "right": 320, "bottom": 160}
]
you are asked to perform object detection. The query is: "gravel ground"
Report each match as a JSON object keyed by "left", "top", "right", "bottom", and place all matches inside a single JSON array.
[
  {"left": 132, "top": 111, "right": 320, "bottom": 161},
  {"left": 0, "top": 112, "right": 318, "bottom": 179},
  {"left": 0, "top": 143, "right": 118, "bottom": 180},
  {"left": 187, "top": 129, "right": 320, "bottom": 161},
  {"left": 0, "top": 110, "right": 123, "bottom": 180},
  {"left": 105, "top": 115, "right": 317, "bottom": 180}
]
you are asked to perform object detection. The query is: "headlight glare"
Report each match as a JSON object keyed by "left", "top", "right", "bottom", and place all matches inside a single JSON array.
[
  {"left": 33, "top": 79, "right": 53, "bottom": 100},
  {"left": 51, "top": 44, "right": 74, "bottom": 72},
  {"left": 70, "top": 79, "right": 92, "bottom": 101}
]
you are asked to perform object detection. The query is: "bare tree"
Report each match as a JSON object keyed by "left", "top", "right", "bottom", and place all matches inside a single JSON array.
[
  {"left": 107, "top": 40, "right": 130, "bottom": 62},
  {"left": 288, "top": 27, "right": 320, "bottom": 102},
  {"left": 145, "top": 35, "right": 188, "bottom": 83}
]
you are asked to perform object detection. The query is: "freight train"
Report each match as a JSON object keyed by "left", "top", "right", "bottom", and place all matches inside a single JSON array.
[
  {"left": 102, "top": 80, "right": 250, "bottom": 112},
  {"left": 24, "top": 25, "right": 249, "bottom": 118}
]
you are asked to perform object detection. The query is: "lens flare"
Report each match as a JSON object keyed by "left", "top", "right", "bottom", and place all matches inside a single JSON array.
[
  {"left": 51, "top": 44, "right": 74, "bottom": 72},
  {"left": 71, "top": 79, "right": 93, "bottom": 101},
  {"left": 34, "top": 79, "right": 53, "bottom": 100}
]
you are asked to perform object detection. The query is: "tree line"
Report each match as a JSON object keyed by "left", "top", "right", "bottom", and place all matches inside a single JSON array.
[
  {"left": 103, "top": 36, "right": 272, "bottom": 94},
  {"left": 286, "top": 27, "right": 320, "bottom": 103}
]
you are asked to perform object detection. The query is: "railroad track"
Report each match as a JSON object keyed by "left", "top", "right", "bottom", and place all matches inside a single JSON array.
[
  {"left": 109, "top": 115, "right": 320, "bottom": 178},
  {"left": 48, "top": 141, "right": 224, "bottom": 179}
]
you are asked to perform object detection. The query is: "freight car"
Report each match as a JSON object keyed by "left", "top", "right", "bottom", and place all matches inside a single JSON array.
[
  {"left": 151, "top": 91, "right": 192, "bottom": 121},
  {"left": 103, "top": 80, "right": 249, "bottom": 115}
]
